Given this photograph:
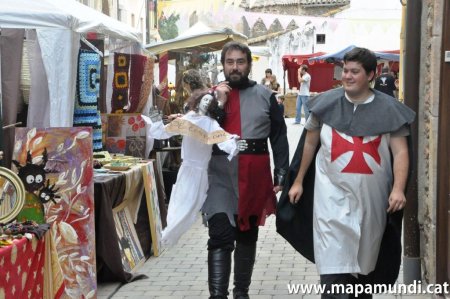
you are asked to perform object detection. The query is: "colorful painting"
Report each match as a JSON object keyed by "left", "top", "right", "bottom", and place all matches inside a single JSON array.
[
  {"left": 12, "top": 127, "right": 96, "bottom": 299},
  {"left": 142, "top": 161, "right": 164, "bottom": 256},
  {"left": 112, "top": 205, "right": 145, "bottom": 272},
  {"left": 102, "top": 113, "right": 148, "bottom": 157}
]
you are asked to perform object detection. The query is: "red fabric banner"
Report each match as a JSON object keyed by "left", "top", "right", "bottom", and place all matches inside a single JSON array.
[{"left": 127, "top": 54, "right": 147, "bottom": 113}]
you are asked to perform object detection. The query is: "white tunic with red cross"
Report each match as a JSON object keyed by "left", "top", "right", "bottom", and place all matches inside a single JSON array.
[{"left": 313, "top": 124, "right": 392, "bottom": 275}]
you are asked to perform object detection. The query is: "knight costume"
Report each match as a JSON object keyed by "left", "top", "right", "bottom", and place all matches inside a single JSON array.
[
  {"left": 203, "top": 79, "right": 289, "bottom": 298},
  {"left": 277, "top": 87, "right": 415, "bottom": 285}
]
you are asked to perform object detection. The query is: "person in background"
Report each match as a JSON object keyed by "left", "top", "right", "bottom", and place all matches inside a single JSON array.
[
  {"left": 374, "top": 66, "right": 397, "bottom": 98},
  {"left": 181, "top": 69, "right": 207, "bottom": 112},
  {"left": 260, "top": 68, "right": 279, "bottom": 92},
  {"left": 203, "top": 41, "right": 289, "bottom": 299},
  {"left": 166, "top": 69, "right": 208, "bottom": 122},
  {"left": 182, "top": 69, "right": 207, "bottom": 96},
  {"left": 281, "top": 47, "right": 415, "bottom": 298},
  {"left": 294, "top": 64, "right": 311, "bottom": 125}
]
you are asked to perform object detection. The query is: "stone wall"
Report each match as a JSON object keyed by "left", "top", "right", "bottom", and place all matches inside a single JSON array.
[{"left": 417, "top": 0, "right": 443, "bottom": 284}]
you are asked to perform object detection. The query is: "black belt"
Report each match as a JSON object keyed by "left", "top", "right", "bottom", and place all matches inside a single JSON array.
[{"left": 212, "top": 138, "right": 268, "bottom": 155}]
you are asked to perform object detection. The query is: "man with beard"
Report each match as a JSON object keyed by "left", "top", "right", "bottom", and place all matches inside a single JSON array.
[{"left": 202, "top": 41, "right": 289, "bottom": 299}]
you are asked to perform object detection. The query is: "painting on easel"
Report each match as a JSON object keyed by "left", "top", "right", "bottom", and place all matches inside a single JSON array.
[{"left": 142, "top": 161, "right": 164, "bottom": 256}]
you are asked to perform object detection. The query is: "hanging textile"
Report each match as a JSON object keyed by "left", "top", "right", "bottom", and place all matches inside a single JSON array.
[
  {"left": 111, "top": 52, "right": 131, "bottom": 113},
  {"left": 136, "top": 56, "right": 155, "bottom": 113},
  {"left": 282, "top": 58, "right": 301, "bottom": 89},
  {"left": 158, "top": 51, "right": 169, "bottom": 99},
  {"left": 20, "top": 39, "right": 33, "bottom": 105},
  {"left": 73, "top": 49, "right": 103, "bottom": 151},
  {"left": 127, "top": 54, "right": 147, "bottom": 113}
]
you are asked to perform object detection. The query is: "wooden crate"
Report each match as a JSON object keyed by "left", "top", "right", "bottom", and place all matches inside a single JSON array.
[{"left": 284, "top": 93, "right": 297, "bottom": 118}]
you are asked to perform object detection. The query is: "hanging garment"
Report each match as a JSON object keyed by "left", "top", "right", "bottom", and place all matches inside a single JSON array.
[
  {"left": 111, "top": 52, "right": 130, "bottom": 113},
  {"left": 73, "top": 49, "right": 103, "bottom": 151}
]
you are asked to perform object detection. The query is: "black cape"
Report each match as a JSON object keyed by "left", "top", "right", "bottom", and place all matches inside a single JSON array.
[{"left": 276, "top": 88, "right": 415, "bottom": 285}]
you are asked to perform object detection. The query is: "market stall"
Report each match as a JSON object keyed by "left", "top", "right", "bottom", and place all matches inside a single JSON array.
[
  {"left": 0, "top": 1, "right": 166, "bottom": 297},
  {"left": 0, "top": 0, "right": 144, "bottom": 168},
  {"left": 282, "top": 52, "right": 338, "bottom": 92},
  {"left": 308, "top": 45, "right": 400, "bottom": 77},
  {"left": 145, "top": 22, "right": 247, "bottom": 108},
  {"left": 308, "top": 44, "right": 400, "bottom": 63}
]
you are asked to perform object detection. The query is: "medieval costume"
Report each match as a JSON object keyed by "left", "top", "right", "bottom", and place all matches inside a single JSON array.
[
  {"left": 277, "top": 88, "right": 415, "bottom": 284},
  {"left": 202, "top": 79, "right": 289, "bottom": 297},
  {"left": 149, "top": 111, "right": 239, "bottom": 246}
]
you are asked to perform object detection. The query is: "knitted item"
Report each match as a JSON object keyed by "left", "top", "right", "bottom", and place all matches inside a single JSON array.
[
  {"left": 73, "top": 49, "right": 103, "bottom": 151},
  {"left": 127, "top": 54, "right": 147, "bottom": 113},
  {"left": 136, "top": 56, "right": 154, "bottom": 113},
  {"left": 111, "top": 52, "right": 131, "bottom": 113}
]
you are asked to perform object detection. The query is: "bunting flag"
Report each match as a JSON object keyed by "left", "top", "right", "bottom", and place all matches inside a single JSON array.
[
  {"left": 158, "top": 51, "right": 169, "bottom": 99},
  {"left": 127, "top": 54, "right": 147, "bottom": 113},
  {"left": 159, "top": 0, "right": 224, "bottom": 15},
  {"left": 111, "top": 52, "right": 131, "bottom": 113},
  {"left": 73, "top": 49, "right": 103, "bottom": 151}
]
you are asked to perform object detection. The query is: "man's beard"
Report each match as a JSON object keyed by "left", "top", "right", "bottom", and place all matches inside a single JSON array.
[{"left": 225, "top": 70, "right": 250, "bottom": 88}]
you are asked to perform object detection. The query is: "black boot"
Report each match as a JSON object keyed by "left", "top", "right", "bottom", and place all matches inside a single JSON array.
[
  {"left": 233, "top": 242, "right": 257, "bottom": 299},
  {"left": 208, "top": 248, "right": 232, "bottom": 299}
]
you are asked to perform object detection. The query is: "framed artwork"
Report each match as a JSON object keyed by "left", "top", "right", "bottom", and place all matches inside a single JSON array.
[
  {"left": 101, "top": 113, "right": 147, "bottom": 157},
  {"left": 142, "top": 161, "right": 164, "bottom": 256},
  {"left": 112, "top": 205, "right": 145, "bottom": 272},
  {"left": 12, "top": 127, "right": 96, "bottom": 299}
]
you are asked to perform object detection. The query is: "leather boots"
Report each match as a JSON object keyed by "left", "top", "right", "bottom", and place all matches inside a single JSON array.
[
  {"left": 208, "top": 248, "right": 232, "bottom": 299},
  {"left": 232, "top": 241, "right": 257, "bottom": 299}
]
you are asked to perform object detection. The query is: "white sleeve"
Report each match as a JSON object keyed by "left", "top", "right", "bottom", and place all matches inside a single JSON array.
[
  {"left": 148, "top": 120, "right": 175, "bottom": 139},
  {"left": 210, "top": 119, "right": 239, "bottom": 160},
  {"left": 305, "top": 74, "right": 311, "bottom": 83},
  {"left": 217, "top": 135, "right": 239, "bottom": 161}
]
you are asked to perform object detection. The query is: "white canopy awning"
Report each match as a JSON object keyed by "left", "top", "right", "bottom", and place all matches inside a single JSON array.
[
  {"left": 0, "top": 0, "right": 143, "bottom": 128},
  {"left": 146, "top": 22, "right": 247, "bottom": 55},
  {"left": 0, "top": 0, "right": 141, "bottom": 42}
]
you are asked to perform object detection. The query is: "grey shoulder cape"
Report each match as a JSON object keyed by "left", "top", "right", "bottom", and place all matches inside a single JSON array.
[{"left": 276, "top": 87, "right": 415, "bottom": 285}]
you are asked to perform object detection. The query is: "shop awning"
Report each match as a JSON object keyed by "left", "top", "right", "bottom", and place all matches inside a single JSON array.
[
  {"left": 0, "top": 0, "right": 141, "bottom": 42},
  {"left": 145, "top": 22, "right": 248, "bottom": 55},
  {"left": 308, "top": 45, "right": 400, "bottom": 63}
]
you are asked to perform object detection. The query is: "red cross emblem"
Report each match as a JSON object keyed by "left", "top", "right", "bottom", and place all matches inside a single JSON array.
[{"left": 331, "top": 129, "right": 382, "bottom": 174}]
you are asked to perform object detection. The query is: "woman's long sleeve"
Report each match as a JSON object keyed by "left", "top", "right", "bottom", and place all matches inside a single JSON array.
[{"left": 149, "top": 120, "right": 175, "bottom": 139}]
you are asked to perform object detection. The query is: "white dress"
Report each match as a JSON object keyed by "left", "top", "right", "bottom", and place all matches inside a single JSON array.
[{"left": 149, "top": 111, "right": 238, "bottom": 246}]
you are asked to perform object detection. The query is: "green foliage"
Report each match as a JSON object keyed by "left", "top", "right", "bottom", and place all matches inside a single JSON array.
[{"left": 158, "top": 13, "right": 180, "bottom": 40}]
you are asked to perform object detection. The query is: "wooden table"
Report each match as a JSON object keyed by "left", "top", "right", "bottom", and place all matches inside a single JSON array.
[{"left": 94, "top": 161, "right": 167, "bottom": 283}]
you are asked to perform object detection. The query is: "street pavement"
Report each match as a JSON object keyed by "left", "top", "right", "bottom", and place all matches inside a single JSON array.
[{"left": 97, "top": 118, "right": 429, "bottom": 299}]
